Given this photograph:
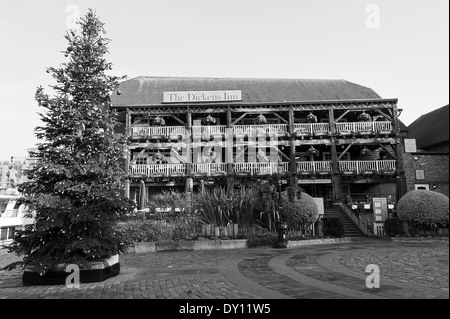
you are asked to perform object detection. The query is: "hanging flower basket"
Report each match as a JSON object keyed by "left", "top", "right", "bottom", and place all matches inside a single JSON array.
[
  {"left": 360, "top": 147, "right": 372, "bottom": 156},
  {"left": 154, "top": 116, "right": 165, "bottom": 126},
  {"left": 306, "top": 146, "right": 320, "bottom": 157},
  {"left": 255, "top": 113, "right": 267, "bottom": 124},
  {"left": 153, "top": 151, "right": 163, "bottom": 161},
  {"left": 306, "top": 112, "right": 318, "bottom": 123},
  {"left": 205, "top": 115, "right": 216, "bottom": 125},
  {"left": 357, "top": 111, "right": 372, "bottom": 122}
]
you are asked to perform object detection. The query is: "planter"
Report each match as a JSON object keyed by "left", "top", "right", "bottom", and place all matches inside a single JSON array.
[{"left": 22, "top": 254, "right": 120, "bottom": 286}]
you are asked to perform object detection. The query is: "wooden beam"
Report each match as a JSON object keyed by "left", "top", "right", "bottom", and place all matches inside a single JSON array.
[
  {"left": 335, "top": 110, "right": 350, "bottom": 123},
  {"left": 271, "top": 146, "right": 291, "bottom": 162},
  {"left": 171, "top": 148, "right": 187, "bottom": 163},
  {"left": 171, "top": 114, "right": 186, "bottom": 126},
  {"left": 231, "top": 113, "right": 248, "bottom": 125},
  {"left": 234, "top": 146, "right": 247, "bottom": 162},
  {"left": 337, "top": 144, "right": 352, "bottom": 161},
  {"left": 375, "top": 109, "right": 393, "bottom": 121},
  {"left": 379, "top": 144, "right": 397, "bottom": 160},
  {"left": 271, "top": 112, "right": 289, "bottom": 124},
  {"left": 130, "top": 149, "right": 147, "bottom": 164}
]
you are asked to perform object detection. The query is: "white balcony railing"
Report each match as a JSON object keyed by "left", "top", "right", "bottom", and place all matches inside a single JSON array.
[
  {"left": 233, "top": 162, "right": 289, "bottom": 175},
  {"left": 233, "top": 124, "right": 288, "bottom": 136},
  {"left": 192, "top": 125, "right": 228, "bottom": 136},
  {"left": 131, "top": 126, "right": 188, "bottom": 137},
  {"left": 335, "top": 121, "right": 392, "bottom": 135},
  {"left": 130, "top": 164, "right": 186, "bottom": 176},
  {"left": 296, "top": 161, "right": 332, "bottom": 173},
  {"left": 338, "top": 160, "right": 396, "bottom": 174},
  {"left": 192, "top": 163, "right": 227, "bottom": 175},
  {"left": 293, "top": 123, "right": 330, "bottom": 135}
]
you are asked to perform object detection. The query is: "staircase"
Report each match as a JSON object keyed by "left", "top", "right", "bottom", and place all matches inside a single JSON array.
[{"left": 323, "top": 205, "right": 364, "bottom": 237}]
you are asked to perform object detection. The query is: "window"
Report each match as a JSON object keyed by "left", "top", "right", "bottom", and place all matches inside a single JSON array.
[
  {"left": 0, "top": 228, "right": 7, "bottom": 240},
  {"left": 135, "top": 157, "right": 148, "bottom": 165},
  {"left": 414, "top": 184, "right": 429, "bottom": 190},
  {"left": 8, "top": 227, "right": 16, "bottom": 239}
]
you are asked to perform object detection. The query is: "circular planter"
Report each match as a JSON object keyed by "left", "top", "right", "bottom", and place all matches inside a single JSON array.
[{"left": 22, "top": 254, "right": 120, "bottom": 286}]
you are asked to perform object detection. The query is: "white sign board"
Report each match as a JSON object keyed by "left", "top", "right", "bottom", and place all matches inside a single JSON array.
[
  {"left": 313, "top": 198, "right": 325, "bottom": 216},
  {"left": 163, "top": 90, "right": 242, "bottom": 103},
  {"left": 404, "top": 139, "right": 417, "bottom": 153}
]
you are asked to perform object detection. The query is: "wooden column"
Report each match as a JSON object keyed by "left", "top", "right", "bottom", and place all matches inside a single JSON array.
[
  {"left": 124, "top": 110, "right": 131, "bottom": 199},
  {"left": 288, "top": 108, "right": 298, "bottom": 195},
  {"left": 185, "top": 111, "right": 193, "bottom": 201},
  {"left": 226, "top": 108, "right": 234, "bottom": 191},
  {"left": 392, "top": 103, "right": 407, "bottom": 203},
  {"left": 329, "top": 108, "right": 342, "bottom": 203}
]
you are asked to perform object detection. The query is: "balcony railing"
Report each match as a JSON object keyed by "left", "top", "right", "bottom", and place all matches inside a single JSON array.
[
  {"left": 233, "top": 124, "right": 288, "bottom": 136},
  {"left": 338, "top": 160, "right": 396, "bottom": 174},
  {"left": 293, "top": 123, "right": 330, "bottom": 136},
  {"left": 335, "top": 121, "right": 392, "bottom": 135},
  {"left": 192, "top": 125, "right": 228, "bottom": 136},
  {"left": 233, "top": 162, "right": 289, "bottom": 175},
  {"left": 192, "top": 163, "right": 227, "bottom": 176},
  {"left": 130, "top": 164, "right": 186, "bottom": 176},
  {"left": 131, "top": 126, "right": 188, "bottom": 138},
  {"left": 129, "top": 160, "right": 396, "bottom": 177},
  {"left": 296, "top": 161, "right": 332, "bottom": 173}
]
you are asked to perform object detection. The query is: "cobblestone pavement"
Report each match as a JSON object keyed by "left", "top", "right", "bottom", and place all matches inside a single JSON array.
[{"left": 0, "top": 238, "right": 448, "bottom": 299}]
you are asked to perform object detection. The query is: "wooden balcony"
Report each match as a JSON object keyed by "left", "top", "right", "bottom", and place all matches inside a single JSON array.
[
  {"left": 293, "top": 123, "right": 330, "bottom": 137},
  {"left": 233, "top": 162, "right": 290, "bottom": 176},
  {"left": 129, "top": 160, "right": 396, "bottom": 178},
  {"left": 296, "top": 161, "right": 332, "bottom": 175},
  {"left": 192, "top": 125, "right": 228, "bottom": 137},
  {"left": 335, "top": 121, "right": 392, "bottom": 136},
  {"left": 233, "top": 124, "right": 288, "bottom": 136},
  {"left": 192, "top": 163, "right": 227, "bottom": 176},
  {"left": 130, "top": 164, "right": 186, "bottom": 177},
  {"left": 338, "top": 160, "right": 396, "bottom": 175},
  {"left": 131, "top": 126, "right": 188, "bottom": 139}
]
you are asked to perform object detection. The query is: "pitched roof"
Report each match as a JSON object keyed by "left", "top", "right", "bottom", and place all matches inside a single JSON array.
[
  {"left": 407, "top": 104, "right": 449, "bottom": 149},
  {"left": 111, "top": 76, "right": 381, "bottom": 106}
]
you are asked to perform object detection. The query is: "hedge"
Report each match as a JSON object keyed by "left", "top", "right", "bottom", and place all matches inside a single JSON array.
[{"left": 397, "top": 190, "right": 449, "bottom": 226}]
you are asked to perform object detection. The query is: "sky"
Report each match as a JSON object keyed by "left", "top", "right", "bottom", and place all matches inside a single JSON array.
[{"left": 0, "top": 0, "right": 448, "bottom": 160}]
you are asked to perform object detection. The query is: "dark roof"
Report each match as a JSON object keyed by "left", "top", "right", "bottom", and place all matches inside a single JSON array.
[
  {"left": 407, "top": 104, "right": 449, "bottom": 149},
  {"left": 111, "top": 76, "right": 381, "bottom": 106}
]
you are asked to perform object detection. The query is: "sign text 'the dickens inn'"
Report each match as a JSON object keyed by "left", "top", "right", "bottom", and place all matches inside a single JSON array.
[{"left": 163, "top": 90, "right": 242, "bottom": 103}]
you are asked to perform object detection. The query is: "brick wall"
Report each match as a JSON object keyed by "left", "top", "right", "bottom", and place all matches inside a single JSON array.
[{"left": 403, "top": 153, "right": 449, "bottom": 197}]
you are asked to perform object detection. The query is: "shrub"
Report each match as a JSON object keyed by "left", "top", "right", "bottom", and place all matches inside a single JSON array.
[
  {"left": 192, "top": 188, "right": 234, "bottom": 227},
  {"left": 246, "top": 233, "right": 278, "bottom": 248},
  {"left": 384, "top": 218, "right": 402, "bottom": 236},
  {"left": 322, "top": 217, "right": 345, "bottom": 238},
  {"left": 397, "top": 190, "right": 449, "bottom": 226},
  {"left": 281, "top": 192, "right": 319, "bottom": 229},
  {"left": 115, "top": 220, "right": 176, "bottom": 245}
]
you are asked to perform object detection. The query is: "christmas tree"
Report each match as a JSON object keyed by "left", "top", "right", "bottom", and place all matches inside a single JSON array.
[{"left": 6, "top": 9, "right": 134, "bottom": 275}]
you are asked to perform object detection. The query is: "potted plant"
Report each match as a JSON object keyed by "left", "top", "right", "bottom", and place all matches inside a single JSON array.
[
  {"left": 255, "top": 113, "right": 267, "bottom": 124},
  {"left": 306, "top": 112, "right": 318, "bottom": 123}
]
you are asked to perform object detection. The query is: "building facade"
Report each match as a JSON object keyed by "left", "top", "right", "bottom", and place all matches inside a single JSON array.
[
  {"left": 111, "top": 77, "right": 405, "bottom": 208},
  {"left": 404, "top": 104, "right": 449, "bottom": 197}
]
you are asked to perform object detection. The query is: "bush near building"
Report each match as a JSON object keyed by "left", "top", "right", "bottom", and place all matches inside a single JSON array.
[
  {"left": 397, "top": 190, "right": 449, "bottom": 227},
  {"left": 384, "top": 218, "right": 403, "bottom": 236},
  {"left": 322, "top": 217, "right": 345, "bottom": 238},
  {"left": 281, "top": 192, "right": 319, "bottom": 230}
]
